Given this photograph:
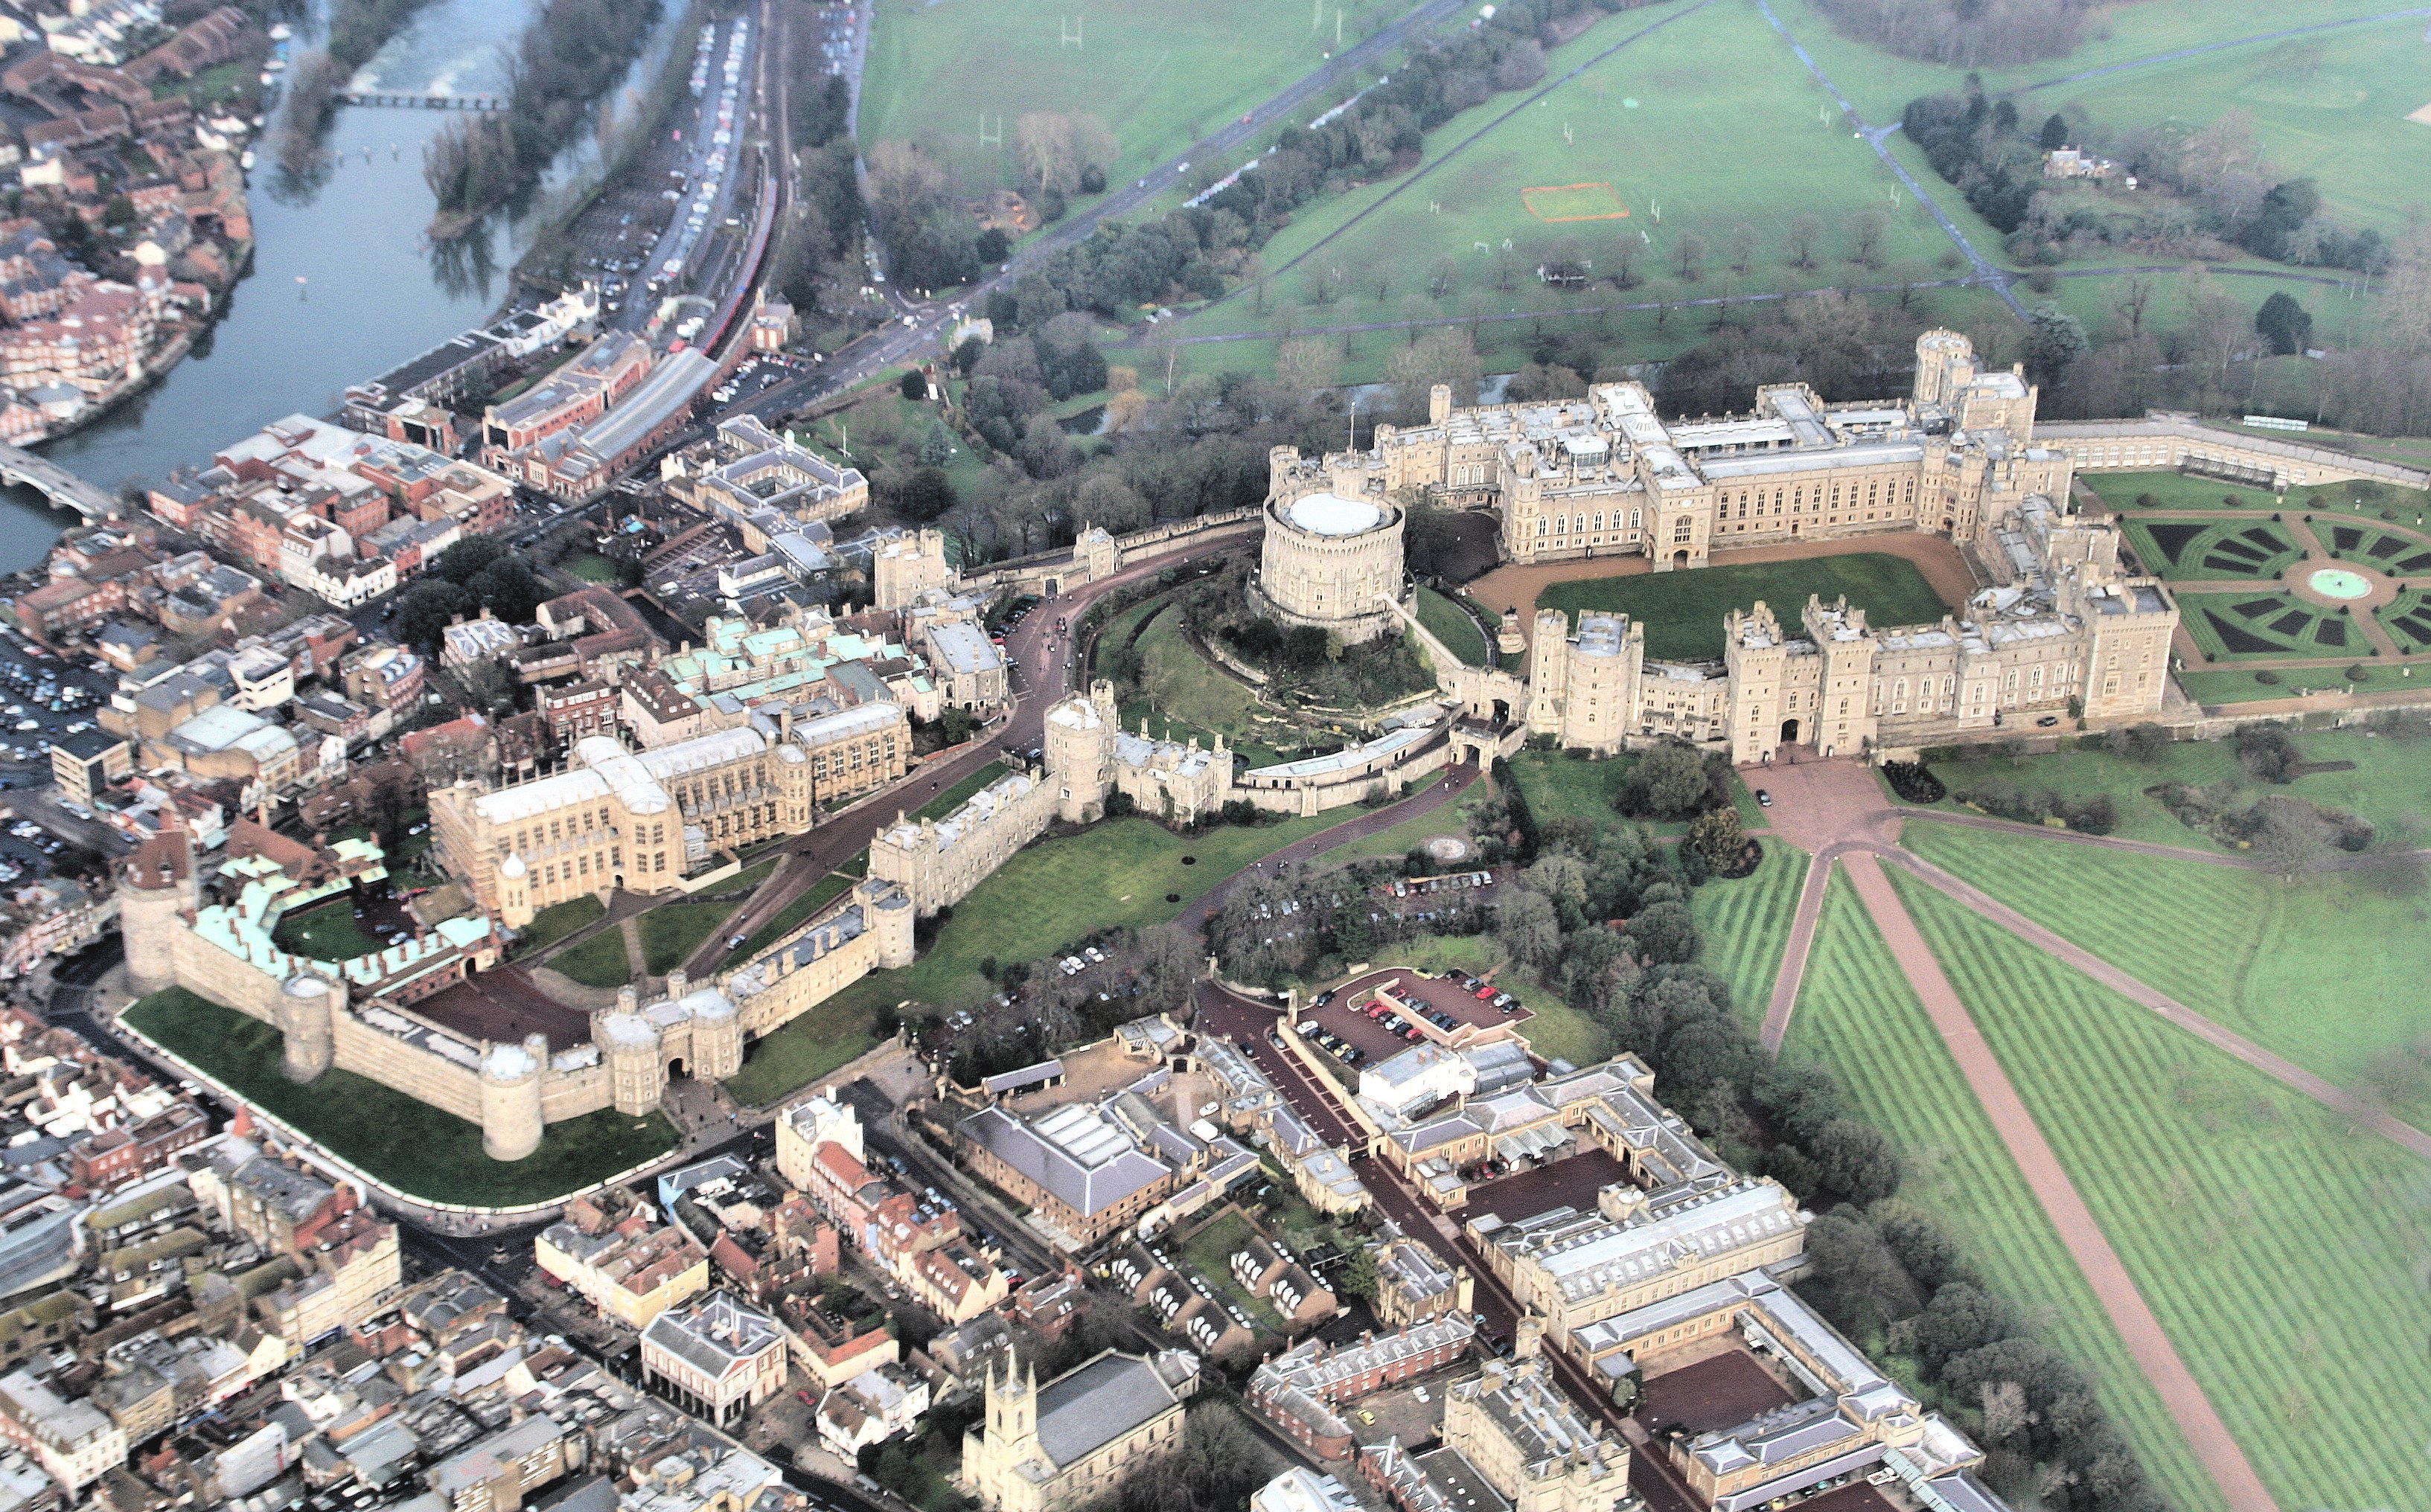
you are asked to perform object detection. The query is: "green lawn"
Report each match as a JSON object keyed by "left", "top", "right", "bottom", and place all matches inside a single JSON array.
[
  {"left": 2178, "top": 590, "right": 2361, "bottom": 662},
  {"left": 735, "top": 873, "right": 859, "bottom": 963},
  {"left": 2080, "top": 471, "right": 2280, "bottom": 515},
  {"left": 1415, "top": 585, "right": 1489, "bottom": 668},
  {"left": 1904, "top": 823, "right": 2431, "bottom": 1133},
  {"left": 550, "top": 928, "right": 636, "bottom": 989},
  {"left": 272, "top": 903, "right": 382, "bottom": 964},
  {"left": 1910, "top": 726, "right": 2431, "bottom": 850},
  {"left": 1122, "top": 608, "right": 1296, "bottom": 768},
  {"left": 1886, "top": 875, "right": 2431, "bottom": 1512},
  {"left": 1185, "top": 0, "right": 2007, "bottom": 347},
  {"left": 513, "top": 896, "right": 606, "bottom": 957},
  {"left": 1539, "top": 553, "right": 1952, "bottom": 663},
  {"left": 2170, "top": 670, "right": 2324, "bottom": 706},
  {"left": 1782, "top": 878, "right": 2231, "bottom": 1512},
  {"left": 1177, "top": 1208, "right": 1285, "bottom": 1332},
  {"left": 639, "top": 900, "right": 748, "bottom": 976},
  {"left": 1690, "top": 840, "right": 1805, "bottom": 1028},
  {"left": 860, "top": 0, "right": 1396, "bottom": 198},
  {"left": 564, "top": 551, "right": 619, "bottom": 584},
  {"left": 124, "top": 989, "right": 679, "bottom": 1206},
  {"left": 1329, "top": 781, "right": 1492, "bottom": 865},
  {"left": 728, "top": 811, "right": 1341, "bottom": 1104},
  {"left": 919, "top": 761, "right": 1012, "bottom": 821}
]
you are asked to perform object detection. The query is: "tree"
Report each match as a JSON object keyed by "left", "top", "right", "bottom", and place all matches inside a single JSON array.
[
  {"left": 1785, "top": 213, "right": 1824, "bottom": 269},
  {"left": 1843, "top": 208, "right": 1888, "bottom": 270},
  {"left": 2022, "top": 303, "right": 2089, "bottom": 387},
  {"left": 1618, "top": 742, "right": 1713, "bottom": 821},
  {"left": 1607, "top": 235, "right": 1639, "bottom": 289},
  {"left": 1274, "top": 336, "right": 1341, "bottom": 394},
  {"left": 1725, "top": 223, "right": 1757, "bottom": 276},
  {"left": 900, "top": 368, "right": 928, "bottom": 401},
  {"left": 394, "top": 579, "right": 476, "bottom": 653},
  {"left": 1812, "top": 1118, "right": 1902, "bottom": 1205},
  {"left": 2038, "top": 112, "right": 2069, "bottom": 150},
  {"left": 1673, "top": 233, "right": 1708, "bottom": 282},
  {"left": 2112, "top": 272, "right": 2156, "bottom": 339},
  {"left": 2250, "top": 795, "right": 2328, "bottom": 881},
  {"left": 1334, "top": 1246, "right": 1379, "bottom": 1301},
  {"left": 2255, "top": 290, "right": 2314, "bottom": 356},
  {"left": 432, "top": 536, "right": 508, "bottom": 584},
  {"left": 1496, "top": 888, "right": 1562, "bottom": 973},
  {"left": 1629, "top": 899, "right": 1699, "bottom": 964},
  {"left": 896, "top": 467, "right": 957, "bottom": 522},
  {"left": 1687, "top": 807, "right": 1745, "bottom": 874}
]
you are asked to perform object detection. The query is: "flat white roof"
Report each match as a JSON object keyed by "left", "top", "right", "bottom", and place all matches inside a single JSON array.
[{"left": 1285, "top": 493, "right": 1384, "bottom": 536}]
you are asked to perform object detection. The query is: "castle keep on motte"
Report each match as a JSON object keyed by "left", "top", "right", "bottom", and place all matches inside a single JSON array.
[{"left": 1262, "top": 330, "right": 2179, "bottom": 761}]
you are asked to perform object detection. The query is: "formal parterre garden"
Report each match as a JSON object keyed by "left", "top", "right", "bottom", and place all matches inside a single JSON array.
[{"left": 124, "top": 988, "right": 679, "bottom": 1206}]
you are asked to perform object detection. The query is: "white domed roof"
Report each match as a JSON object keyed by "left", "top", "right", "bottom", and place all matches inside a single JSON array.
[{"left": 1285, "top": 493, "right": 1384, "bottom": 536}]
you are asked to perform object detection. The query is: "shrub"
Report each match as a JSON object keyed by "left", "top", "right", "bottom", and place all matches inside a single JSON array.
[
  {"left": 1879, "top": 760, "right": 1946, "bottom": 803},
  {"left": 2255, "top": 669, "right": 2282, "bottom": 685},
  {"left": 2346, "top": 664, "right": 2369, "bottom": 682}
]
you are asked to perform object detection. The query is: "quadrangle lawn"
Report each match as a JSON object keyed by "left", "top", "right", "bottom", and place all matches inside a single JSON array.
[
  {"left": 1903, "top": 822, "right": 2431, "bottom": 1134},
  {"left": 726, "top": 810, "right": 1341, "bottom": 1104},
  {"left": 1888, "top": 874, "right": 2431, "bottom": 1512},
  {"left": 1539, "top": 552, "right": 1952, "bottom": 662},
  {"left": 123, "top": 988, "right": 678, "bottom": 1206},
  {"left": 1783, "top": 876, "right": 2228, "bottom": 1512}
]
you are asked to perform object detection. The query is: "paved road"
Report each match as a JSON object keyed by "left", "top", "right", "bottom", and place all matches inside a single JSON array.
[{"left": 2004, "top": 7, "right": 2431, "bottom": 96}]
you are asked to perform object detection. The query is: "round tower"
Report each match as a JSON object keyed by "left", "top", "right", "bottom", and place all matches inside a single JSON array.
[
  {"left": 598, "top": 1002, "right": 667, "bottom": 1116},
  {"left": 691, "top": 991, "right": 742, "bottom": 1081},
  {"left": 479, "top": 1034, "right": 546, "bottom": 1162},
  {"left": 861, "top": 878, "right": 916, "bottom": 969},
  {"left": 275, "top": 970, "right": 338, "bottom": 1083},
  {"left": 118, "top": 832, "right": 199, "bottom": 997}
]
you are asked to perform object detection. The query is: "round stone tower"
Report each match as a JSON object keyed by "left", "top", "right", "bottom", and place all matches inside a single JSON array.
[
  {"left": 691, "top": 992, "right": 743, "bottom": 1081},
  {"left": 479, "top": 1034, "right": 546, "bottom": 1162},
  {"left": 275, "top": 970, "right": 339, "bottom": 1083},
  {"left": 597, "top": 984, "right": 668, "bottom": 1116},
  {"left": 118, "top": 832, "right": 199, "bottom": 997},
  {"left": 860, "top": 878, "right": 916, "bottom": 970}
]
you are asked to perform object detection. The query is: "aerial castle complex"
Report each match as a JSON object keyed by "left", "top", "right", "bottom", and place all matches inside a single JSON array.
[{"left": 1262, "top": 330, "right": 2179, "bottom": 761}]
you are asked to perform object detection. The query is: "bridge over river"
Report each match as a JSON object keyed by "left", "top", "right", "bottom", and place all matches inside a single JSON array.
[{"left": 0, "top": 444, "right": 116, "bottom": 522}]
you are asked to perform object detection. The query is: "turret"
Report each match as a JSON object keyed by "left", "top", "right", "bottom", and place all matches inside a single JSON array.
[
  {"left": 117, "top": 830, "right": 199, "bottom": 997},
  {"left": 863, "top": 877, "right": 916, "bottom": 970},
  {"left": 479, "top": 1034, "right": 546, "bottom": 1162},
  {"left": 275, "top": 970, "right": 338, "bottom": 1083}
]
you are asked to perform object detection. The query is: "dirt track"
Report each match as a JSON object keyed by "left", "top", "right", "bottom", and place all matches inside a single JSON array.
[{"left": 1462, "top": 534, "right": 1981, "bottom": 650}]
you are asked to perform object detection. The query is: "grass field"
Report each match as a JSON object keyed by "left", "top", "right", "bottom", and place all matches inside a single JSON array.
[
  {"left": 639, "top": 901, "right": 744, "bottom": 976},
  {"left": 1886, "top": 874, "right": 2431, "bottom": 1512},
  {"left": 1690, "top": 840, "right": 1805, "bottom": 1028},
  {"left": 1910, "top": 726, "right": 2431, "bottom": 849},
  {"left": 2170, "top": 670, "right": 2326, "bottom": 706},
  {"left": 513, "top": 896, "right": 605, "bottom": 957},
  {"left": 272, "top": 903, "right": 382, "bottom": 963},
  {"left": 1415, "top": 584, "right": 1490, "bottom": 667},
  {"left": 1539, "top": 552, "right": 1952, "bottom": 662},
  {"left": 550, "top": 928, "right": 636, "bottom": 989},
  {"left": 1178, "top": 1208, "right": 1285, "bottom": 1332},
  {"left": 1904, "top": 823, "right": 2431, "bottom": 1133},
  {"left": 921, "top": 760, "right": 1012, "bottom": 820},
  {"left": 1184, "top": 0, "right": 2006, "bottom": 346},
  {"left": 124, "top": 988, "right": 678, "bottom": 1205},
  {"left": 563, "top": 551, "right": 619, "bottom": 584},
  {"left": 727, "top": 811, "right": 1341, "bottom": 1104},
  {"left": 1781, "top": 879, "right": 2228, "bottom": 1512},
  {"left": 735, "top": 872, "right": 859, "bottom": 963},
  {"left": 1122, "top": 608, "right": 1296, "bottom": 768},
  {"left": 2081, "top": 471, "right": 2284, "bottom": 514},
  {"left": 1329, "top": 781, "right": 1492, "bottom": 864},
  {"left": 859, "top": 0, "right": 1397, "bottom": 199}
]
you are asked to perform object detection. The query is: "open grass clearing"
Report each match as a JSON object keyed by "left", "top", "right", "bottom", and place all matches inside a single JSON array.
[
  {"left": 1907, "top": 725, "right": 2431, "bottom": 850},
  {"left": 272, "top": 903, "right": 383, "bottom": 964},
  {"left": 1903, "top": 822, "right": 2431, "bottom": 1134},
  {"left": 729, "top": 812, "right": 1339, "bottom": 1104},
  {"left": 512, "top": 896, "right": 605, "bottom": 957},
  {"left": 563, "top": 551, "right": 619, "bottom": 584},
  {"left": 124, "top": 988, "right": 678, "bottom": 1206},
  {"left": 2082, "top": 470, "right": 2285, "bottom": 515},
  {"left": 2170, "top": 670, "right": 2329, "bottom": 707},
  {"left": 1539, "top": 552, "right": 1952, "bottom": 662},
  {"left": 1188, "top": 0, "right": 2000, "bottom": 345},
  {"left": 859, "top": 0, "right": 1396, "bottom": 202},
  {"left": 550, "top": 928, "right": 636, "bottom": 989},
  {"left": 1781, "top": 877, "right": 2228, "bottom": 1512},
  {"left": 919, "top": 760, "right": 1012, "bottom": 821},
  {"left": 1121, "top": 608, "right": 1297, "bottom": 769},
  {"left": 1888, "top": 874, "right": 2431, "bottom": 1512},
  {"left": 639, "top": 900, "right": 747, "bottom": 976},
  {"left": 1690, "top": 839, "right": 1805, "bottom": 1029}
]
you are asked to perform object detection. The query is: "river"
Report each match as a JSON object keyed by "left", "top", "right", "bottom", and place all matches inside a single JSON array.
[{"left": 0, "top": 0, "right": 682, "bottom": 574}]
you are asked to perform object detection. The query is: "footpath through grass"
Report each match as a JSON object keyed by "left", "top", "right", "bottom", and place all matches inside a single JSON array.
[
  {"left": 1540, "top": 554, "right": 1951, "bottom": 662},
  {"left": 1782, "top": 879, "right": 2230, "bottom": 1512},
  {"left": 727, "top": 812, "right": 1339, "bottom": 1104},
  {"left": 1690, "top": 840, "right": 1805, "bottom": 1029},
  {"left": 1887, "top": 876, "right": 2431, "bottom": 1512},
  {"left": 124, "top": 989, "right": 678, "bottom": 1206},
  {"left": 1905, "top": 823, "right": 2431, "bottom": 1134}
]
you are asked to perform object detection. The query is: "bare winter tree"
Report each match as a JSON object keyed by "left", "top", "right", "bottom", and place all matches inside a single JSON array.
[{"left": 1785, "top": 214, "right": 1824, "bottom": 270}]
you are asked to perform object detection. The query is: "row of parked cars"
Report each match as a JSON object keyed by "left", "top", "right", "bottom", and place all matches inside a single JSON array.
[
  {"left": 1443, "top": 969, "right": 1524, "bottom": 1015},
  {"left": 1388, "top": 870, "right": 1494, "bottom": 899}
]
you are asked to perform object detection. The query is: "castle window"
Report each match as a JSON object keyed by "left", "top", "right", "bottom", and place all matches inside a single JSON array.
[{"left": 1537, "top": 519, "right": 1548, "bottom": 536}]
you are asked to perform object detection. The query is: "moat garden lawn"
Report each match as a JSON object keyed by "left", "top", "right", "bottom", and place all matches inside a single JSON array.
[
  {"left": 1884, "top": 875, "right": 2431, "bottom": 1512},
  {"left": 1782, "top": 877, "right": 2228, "bottom": 1512},
  {"left": 1539, "top": 552, "right": 1950, "bottom": 662},
  {"left": 123, "top": 988, "right": 679, "bottom": 1206},
  {"left": 1904, "top": 823, "right": 2431, "bottom": 1135},
  {"left": 725, "top": 810, "right": 1341, "bottom": 1104}
]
